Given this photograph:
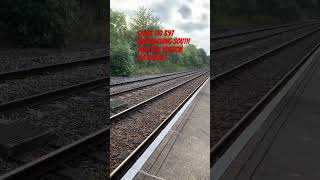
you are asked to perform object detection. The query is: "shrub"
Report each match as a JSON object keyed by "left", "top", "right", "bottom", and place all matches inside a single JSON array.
[
  {"left": 111, "top": 43, "right": 134, "bottom": 76},
  {"left": 0, "top": 0, "right": 79, "bottom": 47}
]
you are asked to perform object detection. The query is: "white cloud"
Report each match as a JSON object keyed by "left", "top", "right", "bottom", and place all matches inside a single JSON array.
[{"left": 111, "top": 0, "right": 210, "bottom": 55}]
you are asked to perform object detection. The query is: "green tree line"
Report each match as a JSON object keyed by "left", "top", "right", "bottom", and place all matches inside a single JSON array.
[
  {"left": 111, "top": 7, "right": 209, "bottom": 76},
  {"left": 213, "top": 0, "right": 320, "bottom": 27},
  {"left": 0, "top": 0, "right": 106, "bottom": 47}
]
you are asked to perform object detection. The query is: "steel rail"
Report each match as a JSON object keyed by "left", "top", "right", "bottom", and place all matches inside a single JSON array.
[
  {"left": 0, "top": 77, "right": 107, "bottom": 111},
  {"left": 213, "top": 21, "right": 320, "bottom": 52},
  {"left": 110, "top": 71, "right": 199, "bottom": 96},
  {"left": 0, "top": 55, "right": 107, "bottom": 80},
  {"left": 0, "top": 126, "right": 110, "bottom": 180},
  {"left": 212, "top": 20, "right": 317, "bottom": 40},
  {"left": 110, "top": 70, "right": 196, "bottom": 87},
  {"left": 110, "top": 75, "right": 209, "bottom": 179}
]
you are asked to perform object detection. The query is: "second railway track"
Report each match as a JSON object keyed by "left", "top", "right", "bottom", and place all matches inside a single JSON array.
[
  {"left": 0, "top": 55, "right": 107, "bottom": 104},
  {"left": 212, "top": 21, "right": 320, "bottom": 75},
  {"left": 110, "top": 71, "right": 203, "bottom": 115},
  {"left": 110, "top": 70, "right": 197, "bottom": 96},
  {"left": 211, "top": 23, "right": 320, "bottom": 165}
]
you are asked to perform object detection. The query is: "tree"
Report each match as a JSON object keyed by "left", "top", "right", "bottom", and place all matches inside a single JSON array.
[
  {"left": 0, "top": 0, "right": 80, "bottom": 47},
  {"left": 110, "top": 7, "right": 207, "bottom": 76},
  {"left": 110, "top": 9, "right": 134, "bottom": 76},
  {"left": 182, "top": 45, "right": 203, "bottom": 68},
  {"left": 198, "top": 48, "right": 208, "bottom": 65},
  {"left": 128, "top": 7, "right": 162, "bottom": 67},
  {"left": 110, "top": 9, "right": 128, "bottom": 45},
  {"left": 129, "top": 7, "right": 161, "bottom": 31}
]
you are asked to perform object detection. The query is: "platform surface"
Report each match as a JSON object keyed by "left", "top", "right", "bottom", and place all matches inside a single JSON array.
[
  {"left": 220, "top": 50, "right": 320, "bottom": 180},
  {"left": 133, "top": 80, "right": 210, "bottom": 180}
]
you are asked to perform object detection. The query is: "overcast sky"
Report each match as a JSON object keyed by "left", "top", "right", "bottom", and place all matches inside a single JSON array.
[{"left": 111, "top": 0, "right": 210, "bottom": 55}]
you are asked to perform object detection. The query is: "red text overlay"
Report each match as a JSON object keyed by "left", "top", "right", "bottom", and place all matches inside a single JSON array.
[{"left": 136, "top": 29, "right": 191, "bottom": 61}]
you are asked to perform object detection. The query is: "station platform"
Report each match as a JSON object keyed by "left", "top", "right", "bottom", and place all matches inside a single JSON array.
[
  {"left": 213, "top": 47, "right": 320, "bottom": 180},
  {"left": 124, "top": 79, "right": 210, "bottom": 180}
]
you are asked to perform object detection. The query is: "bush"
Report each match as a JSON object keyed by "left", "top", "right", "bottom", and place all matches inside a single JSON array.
[
  {"left": 0, "top": 0, "right": 79, "bottom": 47},
  {"left": 111, "top": 43, "right": 134, "bottom": 76}
]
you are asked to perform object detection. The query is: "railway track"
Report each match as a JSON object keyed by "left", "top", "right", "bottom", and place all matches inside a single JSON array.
[
  {"left": 212, "top": 20, "right": 317, "bottom": 40},
  {"left": 110, "top": 71, "right": 209, "bottom": 179},
  {"left": 0, "top": 81, "right": 107, "bottom": 178},
  {"left": 0, "top": 77, "right": 107, "bottom": 112},
  {"left": 212, "top": 21, "right": 320, "bottom": 75},
  {"left": 212, "top": 23, "right": 299, "bottom": 39},
  {"left": 110, "top": 71, "right": 202, "bottom": 115},
  {"left": 212, "top": 21, "right": 320, "bottom": 51},
  {"left": 0, "top": 52, "right": 108, "bottom": 179},
  {"left": 0, "top": 48, "right": 107, "bottom": 73},
  {"left": 211, "top": 23, "right": 320, "bottom": 166},
  {"left": 110, "top": 70, "right": 196, "bottom": 86},
  {"left": 0, "top": 126, "right": 109, "bottom": 180},
  {"left": 0, "top": 55, "right": 106, "bottom": 80},
  {"left": 110, "top": 71, "right": 197, "bottom": 96},
  {"left": 0, "top": 55, "right": 107, "bottom": 104}
]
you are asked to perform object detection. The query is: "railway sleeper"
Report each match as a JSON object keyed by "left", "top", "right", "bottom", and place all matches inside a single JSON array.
[
  {"left": 55, "top": 165, "right": 93, "bottom": 180},
  {"left": 110, "top": 99, "right": 128, "bottom": 111},
  {"left": 0, "top": 121, "right": 55, "bottom": 158}
]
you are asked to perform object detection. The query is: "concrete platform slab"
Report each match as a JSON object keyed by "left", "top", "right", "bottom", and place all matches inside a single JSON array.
[
  {"left": 131, "top": 80, "right": 210, "bottom": 180},
  {"left": 250, "top": 55, "right": 320, "bottom": 180},
  {"left": 217, "top": 46, "right": 320, "bottom": 180}
]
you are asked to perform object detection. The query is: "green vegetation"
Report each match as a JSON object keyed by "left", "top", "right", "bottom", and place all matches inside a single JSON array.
[
  {"left": 0, "top": 0, "right": 106, "bottom": 47},
  {"left": 0, "top": 0, "right": 79, "bottom": 47},
  {"left": 111, "top": 7, "right": 209, "bottom": 76},
  {"left": 110, "top": 9, "right": 134, "bottom": 76},
  {"left": 213, "top": 0, "right": 320, "bottom": 27}
]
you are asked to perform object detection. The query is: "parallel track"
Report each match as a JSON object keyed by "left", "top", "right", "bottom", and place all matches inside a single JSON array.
[
  {"left": 212, "top": 21, "right": 316, "bottom": 40},
  {"left": 110, "top": 71, "right": 197, "bottom": 96},
  {"left": 110, "top": 72, "right": 207, "bottom": 121},
  {"left": 0, "top": 55, "right": 107, "bottom": 80},
  {"left": 0, "top": 77, "right": 107, "bottom": 112},
  {"left": 110, "top": 70, "right": 196, "bottom": 87},
  {"left": 212, "top": 21, "right": 320, "bottom": 51}
]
